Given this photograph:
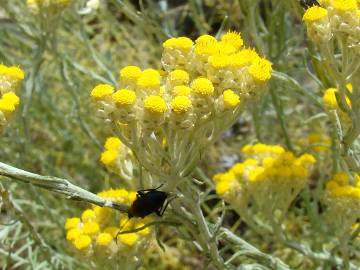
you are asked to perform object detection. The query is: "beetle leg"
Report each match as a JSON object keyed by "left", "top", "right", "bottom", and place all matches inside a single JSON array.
[{"left": 137, "top": 184, "right": 164, "bottom": 193}]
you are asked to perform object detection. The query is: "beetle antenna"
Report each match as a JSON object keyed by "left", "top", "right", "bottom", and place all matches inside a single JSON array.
[{"left": 115, "top": 217, "right": 131, "bottom": 245}]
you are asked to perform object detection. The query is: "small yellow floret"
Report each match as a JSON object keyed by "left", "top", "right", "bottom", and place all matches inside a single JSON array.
[
  {"left": 169, "top": 70, "right": 190, "bottom": 84},
  {"left": 231, "top": 49, "right": 260, "bottom": 67},
  {"left": 163, "top": 37, "right": 194, "bottom": 50},
  {"left": 66, "top": 228, "right": 82, "bottom": 241},
  {"left": 303, "top": 6, "right": 328, "bottom": 22},
  {"left": 0, "top": 65, "right": 25, "bottom": 80},
  {"left": 104, "top": 137, "right": 121, "bottom": 150},
  {"left": 82, "top": 209, "right": 95, "bottom": 221},
  {"left": 65, "top": 217, "right": 80, "bottom": 230},
  {"left": 223, "top": 89, "right": 240, "bottom": 108},
  {"left": 323, "top": 88, "right": 338, "bottom": 108},
  {"left": 248, "top": 58, "right": 272, "bottom": 82},
  {"left": 191, "top": 77, "right": 214, "bottom": 96},
  {"left": 117, "top": 233, "right": 139, "bottom": 246},
  {"left": 83, "top": 221, "right": 100, "bottom": 235},
  {"left": 195, "top": 34, "right": 217, "bottom": 44},
  {"left": 73, "top": 235, "right": 92, "bottom": 250},
  {"left": 221, "top": 31, "right": 244, "bottom": 49},
  {"left": 0, "top": 99, "right": 16, "bottom": 112},
  {"left": 100, "top": 150, "right": 118, "bottom": 165},
  {"left": 120, "top": 66, "right": 142, "bottom": 81},
  {"left": 216, "top": 180, "right": 231, "bottom": 195},
  {"left": 104, "top": 226, "right": 120, "bottom": 238},
  {"left": 144, "top": 95, "right": 167, "bottom": 113},
  {"left": 171, "top": 96, "right": 192, "bottom": 114},
  {"left": 2, "top": 92, "right": 20, "bottom": 106},
  {"left": 332, "top": 0, "right": 357, "bottom": 11},
  {"left": 194, "top": 39, "right": 218, "bottom": 55},
  {"left": 172, "top": 85, "right": 191, "bottom": 96},
  {"left": 90, "top": 84, "right": 114, "bottom": 99},
  {"left": 208, "top": 54, "right": 231, "bottom": 69},
  {"left": 112, "top": 89, "right": 136, "bottom": 106},
  {"left": 137, "top": 69, "right": 161, "bottom": 89},
  {"left": 96, "top": 233, "right": 113, "bottom": 246}
]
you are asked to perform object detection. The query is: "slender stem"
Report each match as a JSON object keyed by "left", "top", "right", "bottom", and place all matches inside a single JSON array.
[{"left": 0, "top": 162, "right": 128, "bottom": 213}]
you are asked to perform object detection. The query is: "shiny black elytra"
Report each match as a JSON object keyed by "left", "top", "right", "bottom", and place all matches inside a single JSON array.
[{"left": 128, "top": 185, "right": 169, "bottom": 219}]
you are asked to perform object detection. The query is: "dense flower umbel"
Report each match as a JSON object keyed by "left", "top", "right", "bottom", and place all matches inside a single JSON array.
[
  {"left": 90, "top": 32, "right": 271, "bottom": 186},
  {"left": 0, "top": 64, "right": 24, "bottom": 132},
  {"left": 325, "top": 172, "right": 360, "bottom": 235},
  {"left": 213, "top": 144, "right": 316, "bottom": 223},
  {"left": 65, "top": 188, "right": 152, "bottom": 258}
]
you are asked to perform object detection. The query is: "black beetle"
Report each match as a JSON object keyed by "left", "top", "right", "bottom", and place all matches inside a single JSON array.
[{"left": 128, "top": 184, "right": 169, "bottom": 219}]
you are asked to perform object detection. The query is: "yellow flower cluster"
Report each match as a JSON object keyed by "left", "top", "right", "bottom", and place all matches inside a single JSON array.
[
  {"left": 90, "top": 32, "right": 270, "bottom": 182},
  {"left": 0, "top": 64, "right": 24, "bottom": 132},
  {"left": 303, "top": 1, "right": 360, "bottom": 47},
  {"left": 213, "top": 144, "right": 316, "bottom": 220},
  {"left": 27, "top": 0, "right": 71, "bottom": 12},
  {"left": 325, "top": 172, "right": 360, "bottom": 234},
  {"left": 65, "top": 188, "right": 152, "bottom": 257},
  {"left": 99, "top": 136, "right": 134, "bottom": 180}
]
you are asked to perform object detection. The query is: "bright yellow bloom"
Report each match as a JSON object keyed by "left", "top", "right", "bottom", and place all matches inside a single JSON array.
[
  {"left": 65, "top": 217, "right": 80, "bottom": 230},
  {"left": 117, "top": 233, "right": 139, "bottom": 246},
  {"left": 112, "top": 89, "right": 136, "bottom": 106},
  {"left": 169, "top": 70, "right": 189, "bottom": 84},
  {"left": 100, "top": 150, "right": 118, "bottom": 165},
  {"left": 208, "top": 54, "right": 231, "bottom": 69},
  {"left": 172, "top": 85, "right": 191, "bottom": 96},
  {"left": 83, "top": 221, "right": 100, "bottom": 235},
  {"left": 73, "top": 235, "right": 92, "bottom": 250},
  {"left": 163, "top": 37, "right": 194, "bottom": 51},
  {"left": 104, "top": 137, "right": 121, "bottom": 150},
  {"left": 137, "top": 69, "right": 161, "bottom": 89},
  {"left": 120, "top": 66, "right": 142, "bottom": 81},
  {"left": 96, "top": 233, "right": 113, "bottom": 246},
  {"left": 303, "top": 6, "right": 328, "bottom": 22},
  {"left": 2, "top": 92, "right": 20, "bottom": 106},
  {"left": 0, "top": 65, "right": 25, "bottom": 80},
  {"left": 90, "top": 84, "right": 114, "bottom": 99},
  {"left": 195, "top": 34, "right": 217, "bottom": 44},
  {"left": 231, "top": 49, "right": 259, "bottom": 67},
  {"left": 191, "top": 77, "right": 214, "bottom": 96},
  {"left": 221, "top": 31, "right": 244, "bottom": 49},
  {"left": 171, "top": 96, "right": 192, "bottom": 114},
  {"left": 81, "top": 209, "right": 96, "bottom": 222},
  {"left": 144, "top": 95, "right": 167, "bottom": 113},
  {"left": 66, "top": 228, "right": 82, "bottom": 241},
  {"left": 223, "top": 90, "right": 240, "bottom": 108},
  {"left": 248, "top": 58, "right": 272, "bottom": 82},
  {"left": 0, "top": 99, "right": 16, "bottom": 112}
]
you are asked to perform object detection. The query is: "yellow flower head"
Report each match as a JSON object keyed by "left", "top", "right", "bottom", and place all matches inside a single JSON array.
[
  {"left": 100, "top": 150, "right": 118, "bottom": 165},
  {"left": 195, "top": 34, "right": 217, "bottom": 44},
  {"left": 96, "top": 233, "right": 113, "bottom": 246},
  {"left": 223, "top": 89, "right": 240, "bottom": 109},
  {"left": 112, "top": 89, "right": 137, "bottom": 106},
  {"left": 303, "top": 6, "right": 328, "bottom": 22},
  {"left": 332, "top": 0, "right": 358, "bottom": 11},
  {"left": 221, "top": 31, "right": 244, "bottom": 50},
  {"left": 65, "top": 217, "right": 80, "bottom": 230},
  {"left": 90, "top": 84, "right": 114, "bottom": 99},
  {"left": 83, "top": 221, "right": 100, "bottom": 235},
  {"left": 163, "top": 37, "right": 194, "bottom": 51},
  {"left": 119, "top": 66, "right": 142, "bottom": 81},
  {"left": 2, "top": 92, "right": 20, "bottom": 106},
  {"left": 104, "top": 137, "right": 121, "bottom": 150},
  {"left": 82, "top": 209, "right": 96, "bottom": 222},
  {"left": 0, "top": 65, "right": 25, "bottom": 80},
  {"left": 248, "top": 58, "right": 272, "bottom": 82},
  {"left": 194, "top": 39, "right": 218, "bottom": 56},
  {"left": 172, "top": 85, "right": 191, "bottom": 96},
  {"left": 66, "top": 228, "right": 82, "bottom": 241},
  {"left": 208, "top": 54, "right": 231, "bottom": 69},
  {"left": 231, "top": 49, "right": 260, "bottom": 68},
  {"left": 0, "top": 99, "right": 16, "bottom": 112},
  {"left": 191, "top": 77, "right": 214, "bottom": 96},
  {"left": 144, "top": 95, "right": 167, "bottom": 113},
  {"left": 171, "top": 96, "right": 192, "bottom": 114},
  {"left": 73, "top": 235, "right": 92, "bottom": 250},
  {"left": 117, "top": 233, "right": 139, "bottom": 246},
  {"left": 137, "top": 69, "right": 161, "bottom": 89},
  {"left": 169, "top": 69, "right": 190, "bottom": 84}
]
